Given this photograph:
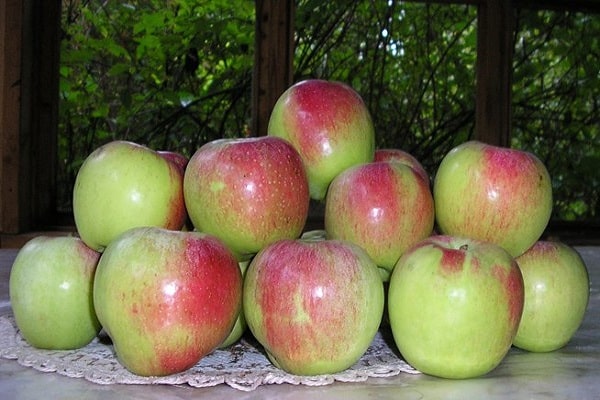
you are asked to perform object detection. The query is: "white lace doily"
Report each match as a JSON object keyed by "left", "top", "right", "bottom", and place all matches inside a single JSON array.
[{"left": 0, "top": 314, "right": 418, "bottom": 391}]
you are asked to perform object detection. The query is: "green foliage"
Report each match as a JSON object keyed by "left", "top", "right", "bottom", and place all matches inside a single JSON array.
[
  {"left": 511, "top": 10, "right": 600, "bottom": 221},
  {"left": 294, "top": 1, "right": 477, "bottom": 175},
  {"left": 58, "top": 0, "right": 255, "bottom": 210},
  {"left": 58, "top": 1, "right": 598, "bottom": 222}
]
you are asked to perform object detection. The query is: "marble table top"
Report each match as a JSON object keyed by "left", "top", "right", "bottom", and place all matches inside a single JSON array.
[{"left": 1, "top": 246, "right": 599, "bottom": 399}]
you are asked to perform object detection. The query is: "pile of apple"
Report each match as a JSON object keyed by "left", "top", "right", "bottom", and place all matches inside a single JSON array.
[{"left": 9, "top": 79, "right": 590, "bottom": 380}]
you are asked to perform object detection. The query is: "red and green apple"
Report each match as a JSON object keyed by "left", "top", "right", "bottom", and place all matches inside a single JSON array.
[
  {"left": 433, "top": 140, "right": 553, "bottom": 257},
  {"left": 243, "top": 238, "right": 384, "bottom": 375},
  {"left": 387, "top": 235, "right": 524, "bottom": 379},
  {"left": 93, "top": 227, "right": 242, "bottom": 377},
  {"left": 157, "top": 150, "right": 189, "bottom": 177},
  {"left": 183, "top": 136, "right": 309, "bottom": 260},
  {"left": 325, "top": 161, "right": 434, "bottom": 280},
  {"left": 267, "top": 79, "right": 375, "bottom": 200},
  {"left": 374, "top": 148, "right": 430, "bottom": 184}
]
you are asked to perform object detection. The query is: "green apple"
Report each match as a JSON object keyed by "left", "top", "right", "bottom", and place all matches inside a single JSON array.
[
  {"left": 9, "top": 236, "right": 101, "bottom": 349},
  {"left": 513, "top": 241, "right": 590, "bottom": 352},
  {"left": 433, "top": 140, "right": 553, "bottom": 257},
  {"left": 268, "top": 79, "right": 375, "bottom": 200},
  {"left": 73, "top": 140, "right": 187, "bottom": 251},
  {"left": 243, "top": 238, "right": 384, "bottom": 376},
  {"left": 388, "top": 235, "right": 524, "bottom": 379},
  {"left": 93, "top": 227, "right": 242, "bottom": 377}
]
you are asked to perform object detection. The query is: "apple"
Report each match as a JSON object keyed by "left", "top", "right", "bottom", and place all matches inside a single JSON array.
[
  {"left": 433, "top": 140, "right": 553, "bottom": 257},
  {"left": 243, "top": 238, "right": 384, "bottom": 376},
  {"left": 387, "top": 235, "right": 524, "bottom": 379},
  {"left": 73, "top": 140, "right": 187, "bottom": 251},
  {"left": 93, "top": 226, "right": 242, "bottom": 377},
  {"left": 184, "top": 136, "right": 309, "bottom": 260},
  {"left": 158, "top": 150, "right": 193, "bottom": 230},
  {"left": 157, "top": 150, "right": 189, "bottom": 176},
  {"left": 9, "top": 236, "right": 101, "bottom": 350},
  {"left": 374, "top": 148, "right": 430, "bottom": 184},
  {"left": 267, "top": 79, "right": 375, "bottom": 200},
  {"left": 325, "top": 161, "right": 435, "bottom": 280},
  {"left": 218, "top": 259, "right": 250, "bottom": 348},
  {"left": 513, "top": 241, "right": 590, "bottom": 352}
]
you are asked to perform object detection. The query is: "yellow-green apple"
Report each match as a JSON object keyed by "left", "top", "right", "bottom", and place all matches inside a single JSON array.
[
  {"left": 184, "top": 136, "right": 309, "bottom": 260},
  {"left": 513, "top": 241, "right": 590, "bottom": 352},
  {"left": 374, "top": 148, "right": 430, "bottom": 184},
  {"left": 267, "top": 79, "right": 375, "bottom": 200},
  {"left": 388, "top": 235, "right": 524, "bottom": 379},
  {"left": 243, "top": 238, "right": 384, "bottom": 376},
  {"left": 73, "top": 140, "right": 187, "bottom": 251},
  {"left": 218, "top": 259, "right": 250, "bottom": 348},
  {"left": 433, "top": 140, "right": 553, "bottom": 257},
  {"left": 93, "top": 227, "right": 242, "bottom": 377},
  {"left": 325, "top": 161, "right": 435, "bottom": 281},
  {"left": 9, "top": 236, "right": 101, "bottom": 349}
]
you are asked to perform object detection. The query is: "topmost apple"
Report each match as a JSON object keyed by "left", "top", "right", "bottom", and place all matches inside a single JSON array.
[
  {"left": 267, "top": 79, "right": 375, "bottom": 200},
  {"left": 73, "top": 140, "right": 187, "bottom": 251},
  {"left": 433, "top": 140, "right": 553, "bottom": 257}
]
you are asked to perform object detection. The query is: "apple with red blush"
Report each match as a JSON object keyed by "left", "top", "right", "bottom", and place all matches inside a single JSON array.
[
  {"left": 374, "top": 148, "right": 429, "bottom": 184},
  {"left": 387, "top": 235, "right": 524, "bottom": 379},
  {"left": 93, "top": 227, "right": 242, "bottom": 376},
  {"left": 267, "top": 79, "right": 375, "bottom": 200},
  {"left": 325, "top": 161, "right": 434, "bottom": 280},
  {"left": 433, "top": 140, "right": 553, "bottom": 257},
  {"left": 157, "top": 150, "right": 188, "bottom": 176},
  {"left": 158, "top": 150, "right": 193, "bottom": 230},
  {"left": 73, "top": 140, "right": 187, "bottom": 251},
  {"left": 243, "top": 238, "right": 384, "bottom": 375},
  {"left": 183, "top": 136, "right": 309, "bottom": 260}
]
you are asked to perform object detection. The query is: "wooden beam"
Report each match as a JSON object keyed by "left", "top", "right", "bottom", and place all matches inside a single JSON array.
[
  {"left": 0, "top": 0, "right": 23, "bottom": 233},
  {"left": 0, "top": 0, "right": 60, "bottom": 235},
  {"left": 475, "top": 0, "right": 514, "bottom": 146},
  {"left": 515, "top": 0, "right": 600, "bottom": 14},
  {"left": 403, "top": 0, "right": 600, "bottom": 14},
  {"left": 23, "top": 0, "right": 61, "bottom": 229},
  {"left": 251, "top": 0, "right": 295, "bottom": 137}
]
